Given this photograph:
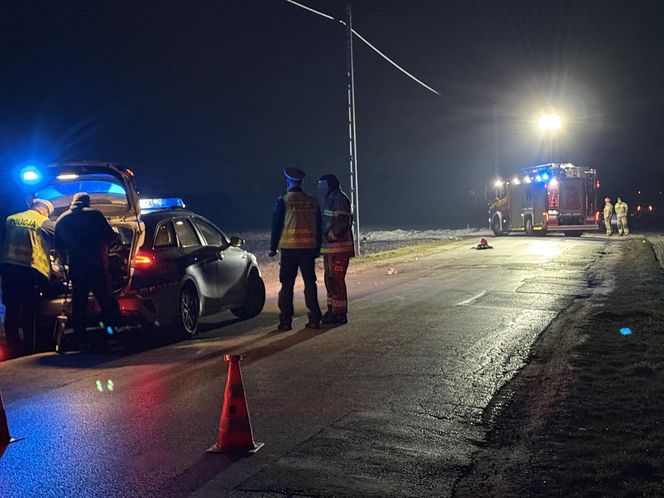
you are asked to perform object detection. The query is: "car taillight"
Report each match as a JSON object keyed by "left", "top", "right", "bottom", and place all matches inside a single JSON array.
[{"left": 133, "top": 251, "right": 154, "bottom": 267}]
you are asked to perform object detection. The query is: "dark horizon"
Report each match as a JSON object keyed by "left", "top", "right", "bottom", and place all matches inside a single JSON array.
[{"left": 1, "top": 0, "right": 663, "bottom": 231}]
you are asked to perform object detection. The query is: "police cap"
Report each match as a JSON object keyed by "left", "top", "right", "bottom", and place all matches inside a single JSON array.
[
  {"left": 31, "top": 198, "right": 54, "bottom": 216},
  {"left": 283, "top": 167, "right": 305, "bottom": 182}
]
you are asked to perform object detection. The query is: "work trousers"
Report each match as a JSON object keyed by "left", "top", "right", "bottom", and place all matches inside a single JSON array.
[
  {"left": 278, "top": 249, "right": 321, "bottom": 326},
  {"left": 69, "top": 265, "right": 120, "bottom": 337},
  {"left": 604, "top": 216, "right": 612, "bottom": 235},
  {"left": 323, "top": 254, "right": 351, "bottom": 315},
  {"left": 617, "top": 215, "right": 629, "bottom": 235},
  {"left": 1, "top": 264, "right": 48, "bottom": 356}
]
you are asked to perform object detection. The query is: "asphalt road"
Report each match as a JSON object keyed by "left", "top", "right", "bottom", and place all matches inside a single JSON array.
[{"left": 0, "top": 234, "right": 612, "bottom": 497}]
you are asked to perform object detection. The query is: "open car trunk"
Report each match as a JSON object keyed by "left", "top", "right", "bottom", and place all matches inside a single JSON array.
[{"left": 21, "top": 162, "right": 144, "bottom": 300}]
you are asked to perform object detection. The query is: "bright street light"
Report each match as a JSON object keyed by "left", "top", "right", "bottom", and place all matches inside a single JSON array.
[
  {"left": 538, "top": 113, "right": 562, "bottom": 131},
  {"left": 538, "top": 112, "right": 562, "bottom": 162}
]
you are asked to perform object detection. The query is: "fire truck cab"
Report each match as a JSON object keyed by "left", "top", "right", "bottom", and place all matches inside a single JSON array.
[{"left": 489, "top": 163, "right": 600, "bottom": 237}]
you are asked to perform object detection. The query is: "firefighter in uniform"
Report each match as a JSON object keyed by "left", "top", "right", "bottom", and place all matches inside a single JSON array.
[
  {"left": 0, "top": 198, "right": 55, "bottom": 356},
  {"left": 55, "top": 193, "right": 122, "bottom": 348},
  {"left": 603, "top": 197, "right": 613, "bottom": 236},
  {"left": 318, "top": 174, "right": 355, "bottom": 325},
  {"left": 269, "top": 167, "right": 323, "bottom": 331},
  {"left": 615, "top": 196, "right": 629, "bottom": 236}
]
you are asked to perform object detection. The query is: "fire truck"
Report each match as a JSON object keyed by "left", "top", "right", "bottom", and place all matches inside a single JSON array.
[{"left": 489, "top": 163, "right": 600, "bottom": 237}]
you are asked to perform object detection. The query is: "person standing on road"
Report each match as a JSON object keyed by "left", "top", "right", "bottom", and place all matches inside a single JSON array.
[
  {"left": 603, "top": 197, "right": 613, "bottom": 236},
  {"left": 615, "top": 196, "right": 629, "bottom": 236},
  {"left": 318, "top": 174, "right": 355, "bottom": 326},
  {"left": 54, "top": 193, "right": 122, "bottom": 349},
  {"left": 0, "top": 198, "right": 55, "bottom": 357},
  {"left": 269, "top": 167, "right": 323, "bottom": 331}
]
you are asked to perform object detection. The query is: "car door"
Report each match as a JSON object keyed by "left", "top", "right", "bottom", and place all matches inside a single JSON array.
[
  {"left": 190, "top": 217, "right": 247, "bottom": 306},
  {"left": 172, "top": 217, "right": 223, "bottom": 312}
]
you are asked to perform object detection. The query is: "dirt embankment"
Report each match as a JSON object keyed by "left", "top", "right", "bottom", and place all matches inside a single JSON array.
[{"left": 455, "top": 238, "right": 664, "bottom": 497}]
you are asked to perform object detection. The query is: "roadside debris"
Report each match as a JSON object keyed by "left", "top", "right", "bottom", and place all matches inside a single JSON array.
[
  {"left": 387, "top": 267, "right": 398, "bottom": 275},
  {"left": 472, "top": 238, "right": 493, "bottom": 250}
]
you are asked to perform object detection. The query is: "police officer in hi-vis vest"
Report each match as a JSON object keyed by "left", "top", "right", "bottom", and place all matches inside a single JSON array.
[
  {"left": 0, "top": 198, "right": 55, "bottom": 357},
  {"left": 318, "top": 174, "right": 354, "bottom": 325},
  {"left": 269, "top": 167, "right": 323, "bottom": 331}
]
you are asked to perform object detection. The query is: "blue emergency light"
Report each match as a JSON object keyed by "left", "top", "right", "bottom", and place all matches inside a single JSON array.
[
  {"left": 19, "top": 165, "right": 43, "bottom": 185},
  {"left": 139, "top": 197, "right": 186, "bottom": 213}
]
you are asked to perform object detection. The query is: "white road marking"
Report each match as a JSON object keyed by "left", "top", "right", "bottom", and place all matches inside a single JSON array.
[{"left": 456, "top": 289, "right": 487, "bottom": 306}]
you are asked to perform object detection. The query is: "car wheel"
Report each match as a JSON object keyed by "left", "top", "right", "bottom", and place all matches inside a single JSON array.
[
  {"left": 565, "top": 231, "right": 583, "bottom": 237},
  {"left": 232, "top": 270, "right": 266, "bottom": 319},
  {"left": 179, "top": 283, "right": 200, "bottom": 337},
  {"left": 524, "top": 217, "right": 533, "bottom": 236}
]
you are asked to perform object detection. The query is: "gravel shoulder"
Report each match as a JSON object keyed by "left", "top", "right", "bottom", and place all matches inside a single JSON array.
[{"left": 454, "top": 236, "right": 664, "bottom": 497}]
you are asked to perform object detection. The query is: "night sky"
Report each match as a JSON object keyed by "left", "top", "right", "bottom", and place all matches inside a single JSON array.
[{"left": 1, "top": 0, "right": 663, "bottom": 230}]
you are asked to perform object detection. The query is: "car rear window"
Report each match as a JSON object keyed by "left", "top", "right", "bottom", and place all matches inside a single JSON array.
[
  {"left": 173, "top": 219, "right": 201, "bottom": 248},
  {"left": 34, "top": 174, "right": 129, "bottom": 216}
]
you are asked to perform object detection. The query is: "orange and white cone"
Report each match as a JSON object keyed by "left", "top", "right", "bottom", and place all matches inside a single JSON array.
[
  {"left": 0, "top": 391, "right": 21, "bottom": 459},
  {"left": 207, "top": 354, "right": 263, "bottom": 455}
]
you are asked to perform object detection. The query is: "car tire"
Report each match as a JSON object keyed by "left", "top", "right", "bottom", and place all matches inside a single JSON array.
[
  {"left": 491, "top": 215, "right": 503, "bottom": 236},
  {"left": 524, "top": 217, "right": 533, "bottom": 236},
  {"left": 565, "top": 231, "right": 583, "bottom": 237},
  {"left": 232, "top": 270, "right": 266, "bottom": 320},
  {"left": 178, "top": 283, "right": 200, "bottom": 337}
]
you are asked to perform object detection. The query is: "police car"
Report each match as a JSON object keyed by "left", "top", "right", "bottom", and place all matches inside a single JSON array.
[{"left": 14, "top": 162, "right": 265, "bottom": 342}]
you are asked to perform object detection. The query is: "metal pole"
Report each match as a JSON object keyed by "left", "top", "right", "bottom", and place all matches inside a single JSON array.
[
  {"left": 346, "top": 2, "right": 361, "bottom": 256},
  {"left": 493, "top": 104, "right": 500, "bottom": 178}
]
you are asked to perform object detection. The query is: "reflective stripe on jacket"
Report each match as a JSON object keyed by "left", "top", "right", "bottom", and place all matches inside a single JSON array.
[
  {"left": 615, "top": 201, "right": 628, "bottom": 216},
  {"left": 321, "top": 189, "right": 355, "bottom": 256},
  {"left": 277, "top": 191, "right": 320, "bottom": 249},
  {"left": 1, "top": 209, "right": 51, "bottom": 277}
]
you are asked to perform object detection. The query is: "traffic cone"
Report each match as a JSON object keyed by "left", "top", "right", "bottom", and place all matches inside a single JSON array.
[
  {"left": 0, "top": 391, "right": 21, "bottom": 459},
  {"left": 207, "top": 354, "right": 263, "bottom": 455}
]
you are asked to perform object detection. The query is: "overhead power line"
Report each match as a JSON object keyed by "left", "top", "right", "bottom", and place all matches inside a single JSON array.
[{"left": 284, "top": 0, "right": 441, "bottom": 97}]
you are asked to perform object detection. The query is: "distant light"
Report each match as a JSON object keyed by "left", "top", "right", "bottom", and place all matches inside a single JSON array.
[
  {"left": 106, "top": 326, "right": 114, "bottom": 335},
  {"left": 638, "top": 190, "right": 642, "bottom": 195},
  {"left": 19, "top": 165, "right": 43, "bottom": 185},
  {"left": 512, "top": 177, "right": 521, "bottom": 185},
  {"left": 595, "top": 180, "right": 601, "bottom": 188},
  {"left": 523, "top": 175, "right": 532, "bottom": 184},
  {"left": 56, "top": 173, "right": 79, "bottom": 180},
  {"left": 549, "top": 178, "right": 559, "bottom": 188},
  {"left": 541, "top": 172, "right": 550, "bottom": 181},
  {"left": 535, "top": 174, "right": 543, "bottom": 182},
  {"left": 95, "top": 380, "right": 104, "bottom": 392},
  {"left": 107, "top": 380, "right": 115, "bottom": 392},
  {"left": 648, "top": 205, "right": 654, "bottom": 212},
  {"left": 538, "top": 113, "right": 562, "bottom": 131},
  {"left": 494, "top": 179, "right": 503, "bottom": 188},
  {"left": 637, "top": 205, "right": 642, "bottom": 212},
  {"left": 620, "top": 327, "right": 632, "bottom": 336}
]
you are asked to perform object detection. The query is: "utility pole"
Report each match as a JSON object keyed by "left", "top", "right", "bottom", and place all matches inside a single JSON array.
[
  {"left": 493, "top": 104, "right": 500, "bottom": 179},
  {"left": 346, "top": 2, "right": 361, "bottom": 256}
]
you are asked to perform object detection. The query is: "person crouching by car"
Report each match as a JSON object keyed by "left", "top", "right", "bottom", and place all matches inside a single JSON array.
[
  {"left": 0, "top": 198, "right": 55, "bottom": 357},
  {"left": 54, "top": 193, "right": 121, "bottom": 350}
]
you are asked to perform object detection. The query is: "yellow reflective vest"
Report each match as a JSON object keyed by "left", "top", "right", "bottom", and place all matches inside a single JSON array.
[
  {"left": 603, "top": 202, "right": 613, "bottom": 219},
  {"left": 615, "top": 201, "right": 628, "bottom": 217},
  {"left": 1, "top": 209, "right": 52, "bottom": 278},
  {"left": 278, "top": 191, "right": 319, "bottom": 249}
]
